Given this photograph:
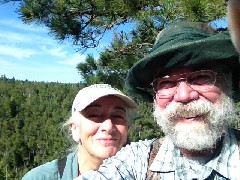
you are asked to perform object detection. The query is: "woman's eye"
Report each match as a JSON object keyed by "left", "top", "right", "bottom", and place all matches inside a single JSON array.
[
  {"left": 88, "top": 114, "right": 102, "bottom": 118},
  {"left": 114, "top": 115, "right": 123, "bottom": 119},
  {"left": 112, "top": 115, "right": 125, "bottom": 121}
]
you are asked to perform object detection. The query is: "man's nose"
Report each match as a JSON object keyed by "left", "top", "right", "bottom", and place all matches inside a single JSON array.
[{"left": 173, "top": 81, "right": 199, "bottom": 103}]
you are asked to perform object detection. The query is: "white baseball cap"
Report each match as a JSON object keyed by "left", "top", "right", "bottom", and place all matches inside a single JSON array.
[{"left": 72, "top": 84, "right": 137, "bottom": 113}]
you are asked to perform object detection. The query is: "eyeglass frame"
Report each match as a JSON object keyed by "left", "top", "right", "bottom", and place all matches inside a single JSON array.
[{"left": 150, "top": 70, "right": 218, "bottom": 97}]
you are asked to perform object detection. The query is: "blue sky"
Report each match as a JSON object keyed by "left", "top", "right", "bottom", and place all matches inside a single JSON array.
[
  {"left": 0, "top": 2, "right": 112, "bottom": 83},
  {"left": 0, "top": 2, "right": 227, "bottom": 84}
]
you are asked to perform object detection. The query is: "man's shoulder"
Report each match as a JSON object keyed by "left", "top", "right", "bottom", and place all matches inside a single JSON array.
[
  {"left": 22, "top": 159, "right": 59, "bottom": 180},
  {"left": 126, "top": 137, "right": 165, "bottom": 149},
  {"left": 116, "top": 138, "right": 165, "bottom": 157},
  {"left": 105, "top": 139, "right": 156, "bottom": 163},
  {"left": 123, "top": 139, "right": 156, "bottom": 152}
]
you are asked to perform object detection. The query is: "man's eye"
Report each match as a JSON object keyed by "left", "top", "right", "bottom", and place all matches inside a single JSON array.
[
  {"left": 189, "top": 75, "right": 212, "bottom": 85},
  {"left": 158, "top": 80, "right": 176, "bottom": 89}
]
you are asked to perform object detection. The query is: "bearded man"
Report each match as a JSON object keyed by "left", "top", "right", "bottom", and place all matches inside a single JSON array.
[{"left": 78, "top": 22, "right": 240, "bottom": 180}]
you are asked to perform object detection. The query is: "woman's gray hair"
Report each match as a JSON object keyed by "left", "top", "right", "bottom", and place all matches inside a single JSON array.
[{"left": 61, "top": 115, "right": 78, "bottom": 151}]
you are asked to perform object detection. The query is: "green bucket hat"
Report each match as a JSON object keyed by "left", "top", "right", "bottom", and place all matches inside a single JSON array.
[{"left": 126, "top": 22, "right": 240, "bottom": 102}]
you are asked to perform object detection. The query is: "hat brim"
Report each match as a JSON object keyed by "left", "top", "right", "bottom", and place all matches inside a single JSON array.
[
  {"left": 126, "top": 36, "right": 240, "bottom": 102},
  {"left": 73, "top": 91, "right": 137, "bottom": 113}
]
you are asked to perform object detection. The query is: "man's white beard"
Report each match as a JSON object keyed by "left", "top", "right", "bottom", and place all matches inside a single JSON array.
[{"left": 153, "top": 94, "right": 236, "bottom": 151}]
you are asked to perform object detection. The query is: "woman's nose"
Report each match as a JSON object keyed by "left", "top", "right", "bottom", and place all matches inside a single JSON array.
[{"left": 100, "top": 119, "right": 115, "bottom": 133}]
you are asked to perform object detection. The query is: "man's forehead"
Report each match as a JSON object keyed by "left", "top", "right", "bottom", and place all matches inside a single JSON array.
[
  {"left": 158, "top": 66, "right": 194, "bottom": 77},
  {"left": 157, "top": 63, "right": 215, "bottom": 77}
]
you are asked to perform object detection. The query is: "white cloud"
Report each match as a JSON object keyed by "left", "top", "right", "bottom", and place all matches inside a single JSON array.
[
  {"left": 0, "top": 18, "right": 47, "bottom": 33},
  {"left": 0, "top": 29, "right": 58, "bottom": 47},
  {"left": 0, "top": 45, "right": 38, "bottom": 59},
  {"left": 0, "top": 30, "right": 31, "bottom": 44},
  {"left": 0, "top": 18, "right": 64, "bottom": 49},
  {"left": 0, "top": 57, "right": 70, "bottom": 73},
  {"left": 58, "top": 53, "right": 86, "bottom": 66},
  {"left": 0, "top": 60, "right": 81, "bottom": 83},
  {"left": 0, "top": 59, "right": 15, "bottom": 69},
  {"left": 41, "top": 46, "right": 68, "bottom": 58}
]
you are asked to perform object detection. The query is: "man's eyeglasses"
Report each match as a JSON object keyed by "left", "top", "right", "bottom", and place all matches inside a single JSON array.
[{"left": 151, "top": 70, "right": 217, "bottom": 98}]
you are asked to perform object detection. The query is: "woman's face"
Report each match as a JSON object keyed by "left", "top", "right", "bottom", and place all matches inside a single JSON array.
[{"left": 73, "top": 95, "right": 128, "bottom": 160}]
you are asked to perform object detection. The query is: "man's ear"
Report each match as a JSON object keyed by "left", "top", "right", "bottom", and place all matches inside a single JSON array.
[
  {"left": 70, "top": 123, "right": 81, "bottom": 143},
  {"left": 227, "top": 0, "right": 240, "bottom": 53}
]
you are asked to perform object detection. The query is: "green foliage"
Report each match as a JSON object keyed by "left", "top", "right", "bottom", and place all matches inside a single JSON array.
[
  {"left": 179, "top": 0, "right": 226, "bottom": 22},
  {"left": 18, "top": 0, "right": 161, "bottom": 50},
  {"left": 0, "top": 78, "right": 82, "bottom": 179},
  {"left": 16, "top": 0, "right": 227, "bottom": 51},
  {"left": 77, "top": 32, "right": 148, "bottom": 89},
  {"left": 232, "top": 101, "right": 240, "bottom": 129},
  {"left": 127, "top": 100, "right": 163, "bottom": 142}
]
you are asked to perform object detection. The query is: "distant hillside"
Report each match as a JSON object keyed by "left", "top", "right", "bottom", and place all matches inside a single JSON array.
[{"left": 0, "top": 76, "right": 83, "bottom": 179}]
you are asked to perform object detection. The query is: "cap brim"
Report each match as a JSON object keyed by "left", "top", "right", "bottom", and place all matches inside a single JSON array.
[{"left": 72, "top": 90, "right": 137, "bottom": 113}]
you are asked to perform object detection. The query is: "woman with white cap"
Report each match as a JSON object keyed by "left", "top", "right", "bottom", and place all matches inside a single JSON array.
[{"left": 22, "top": 84, "right": 137, "bottom": 180}]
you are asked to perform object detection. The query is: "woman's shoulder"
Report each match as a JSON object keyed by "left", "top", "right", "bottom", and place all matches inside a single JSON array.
[
  {"left": 21, "top": 152, "right": 77, "bottom": 180},
  {"left": 21, "top": 159, "right": 59, "bottom": 180}
]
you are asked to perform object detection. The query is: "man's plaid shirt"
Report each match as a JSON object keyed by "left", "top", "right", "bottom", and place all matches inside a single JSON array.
[{"left": 79, "top": 128, "right": 240, "bottom": 180}]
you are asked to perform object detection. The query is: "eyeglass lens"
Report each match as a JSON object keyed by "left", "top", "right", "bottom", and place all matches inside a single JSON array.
[{"left": 152, "top": 70, "right": 217, "bottom": 97}]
